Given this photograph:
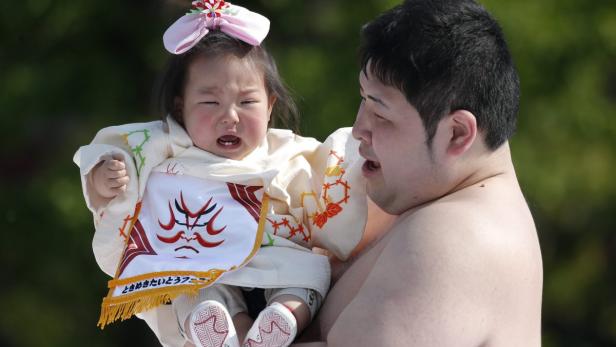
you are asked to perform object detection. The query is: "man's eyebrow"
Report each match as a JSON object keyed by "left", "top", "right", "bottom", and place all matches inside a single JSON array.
[
  {"left": 368, "top": 95, "right": 389, "bottom": 109},
  {"left": 360, "top": 86, "right": 389, "bottom": 109}
]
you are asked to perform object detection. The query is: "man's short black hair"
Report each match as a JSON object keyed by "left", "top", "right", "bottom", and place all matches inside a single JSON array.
[{"left": 360, "top": 0, "right": 520, "bottom": 150}]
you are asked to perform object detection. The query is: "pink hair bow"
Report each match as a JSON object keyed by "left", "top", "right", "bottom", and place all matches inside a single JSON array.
[{"left": 163, "top": 0, "right": 270, "bottom": 54}]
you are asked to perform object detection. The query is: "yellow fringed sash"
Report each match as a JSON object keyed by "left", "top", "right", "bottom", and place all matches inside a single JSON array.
[{"left": 98, "top": 175, "right": 269, "bottom": 328}]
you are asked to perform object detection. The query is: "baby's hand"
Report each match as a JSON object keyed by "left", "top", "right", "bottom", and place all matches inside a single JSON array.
[{"left": 91, "top": 155, "right": 129, "bottom": 199}]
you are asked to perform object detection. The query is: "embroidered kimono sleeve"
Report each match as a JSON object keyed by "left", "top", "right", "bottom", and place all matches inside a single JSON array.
[
  {"left": 268, "top": 128, "right": 367, "bottom": 260},
  {"left": 73, "top": 120, "right": 171, "bottom": 275},
  {"left": 303, "top": 128, "right": 367, "bottom": 260},
  {"left": 74, "top": 121, "right": 170, "bottom": 216}
]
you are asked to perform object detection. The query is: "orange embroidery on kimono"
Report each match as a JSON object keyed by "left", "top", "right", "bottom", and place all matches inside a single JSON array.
[
  {"left": 119, "top": 202, "right": 142, "bottom": 240},
  {"left": 268, "top": 217, "right": 310, "bottom": 242},
  {"left": 309, "top": 150, "right": 351, "bottom": 229}
]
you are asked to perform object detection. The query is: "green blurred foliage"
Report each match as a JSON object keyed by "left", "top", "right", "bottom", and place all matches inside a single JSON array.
[{"left": 1, "top": 0, "right": 614, "bottom": 346}]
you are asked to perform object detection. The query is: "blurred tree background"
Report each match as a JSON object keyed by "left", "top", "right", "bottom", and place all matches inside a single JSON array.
[{"left": 1, "top": 0, "right": 614, "bottom": 346}]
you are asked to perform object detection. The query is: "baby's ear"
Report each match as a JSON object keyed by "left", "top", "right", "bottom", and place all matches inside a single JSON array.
[
  {"left": 445, "top": 109, "right": 477, "bottom": 156},
  {"left": 268, "top": 95, "right": 277, "bottom": 120},
  {"left": 173, "top": 96, "right": 184, "bottom": 122}
]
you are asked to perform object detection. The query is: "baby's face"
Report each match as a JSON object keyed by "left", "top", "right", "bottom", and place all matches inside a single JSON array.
[{"left": 178, "top": 54, "right": 273, "bottom": 160}]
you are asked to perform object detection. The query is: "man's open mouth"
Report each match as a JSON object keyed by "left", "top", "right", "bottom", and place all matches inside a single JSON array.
[{"left": 365, "top": 160, "right": 381, "bottom": 171}]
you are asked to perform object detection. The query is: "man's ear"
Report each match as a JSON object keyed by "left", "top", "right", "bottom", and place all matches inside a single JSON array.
[{"left": 444, "top": 110, "right": 477, "bottom": 156}]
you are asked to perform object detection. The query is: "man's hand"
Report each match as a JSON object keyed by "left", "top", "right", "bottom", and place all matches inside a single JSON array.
[{"left": 91, "top": 155, "right": 129, "bottom": 199}]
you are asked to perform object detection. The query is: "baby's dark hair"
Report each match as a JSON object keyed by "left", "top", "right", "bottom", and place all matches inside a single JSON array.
[{"left": 157, "top": 30, "right": 299, "bottom": 132}]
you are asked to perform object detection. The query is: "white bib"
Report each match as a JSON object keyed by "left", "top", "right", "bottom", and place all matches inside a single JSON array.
[{"left": 99, "top": 172, "right": 268, "bottom": 328}]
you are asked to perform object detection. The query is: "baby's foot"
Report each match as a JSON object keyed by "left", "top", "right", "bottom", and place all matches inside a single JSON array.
[
  {"left": 189, "top": 300, "right": 240, "bottom": 347},
  {"left": 242, "top": 302, "right": 297, "bottom": 347}
]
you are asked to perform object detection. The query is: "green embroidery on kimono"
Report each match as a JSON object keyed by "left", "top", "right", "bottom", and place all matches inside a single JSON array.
[
  {"left": 124, "top": 129, "right": 151, "bottom": 177},
  {"left": 264, "top": 232, "right": 275, "bottom": 247}
]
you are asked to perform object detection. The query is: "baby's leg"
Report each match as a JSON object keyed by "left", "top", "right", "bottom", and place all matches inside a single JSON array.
[
  {"left": 242, "top": 288, "right": 321, "bottom": 347},
  {"left": 268, "top": 294, "right": 310, "bottom": 332},
  {"left": 266, "top": 288, "right": 321, "bottom": 333},
  {"left": 233, "top": 311, "right": 253, "bottom": 343}
]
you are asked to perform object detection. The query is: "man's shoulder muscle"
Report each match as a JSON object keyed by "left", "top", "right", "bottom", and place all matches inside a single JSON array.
[
  {"left": 328, "top": 199, "right": 539, "bottom": 346},
  {"left": 398, "top": 199, "right": 540, "bottom": 289},
  {"left": 327, "top": 210, "right": 493, "bottom": 346},
  {"left": 379, "top": 199, "right": 541, "bottom": 345}
]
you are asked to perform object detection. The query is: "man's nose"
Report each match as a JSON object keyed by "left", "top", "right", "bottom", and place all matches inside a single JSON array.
[{"left": 352, "top": 102, "right": 371, "bottom": 144}]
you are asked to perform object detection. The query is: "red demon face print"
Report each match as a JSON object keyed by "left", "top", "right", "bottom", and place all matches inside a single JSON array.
[{"left": 157, "top": 191, "right": 226, "bottom": 257}]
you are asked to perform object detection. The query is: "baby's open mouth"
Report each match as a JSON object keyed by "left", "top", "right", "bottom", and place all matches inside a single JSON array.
[{"left": 217, "top": 135, "right": 241, "bottom": 147}]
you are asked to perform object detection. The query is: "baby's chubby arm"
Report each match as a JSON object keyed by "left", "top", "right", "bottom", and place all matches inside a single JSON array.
[{"left": 89, "top": 154, "right": 130, "bottom": 199}]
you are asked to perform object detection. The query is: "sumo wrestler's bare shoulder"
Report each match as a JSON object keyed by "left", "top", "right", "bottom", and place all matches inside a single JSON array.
[
  {"left": 327, "top": 185, "right": 542, "bottom": 346},
  {"left": 380, "top": 183, "right": 543, "bottom": 346}
]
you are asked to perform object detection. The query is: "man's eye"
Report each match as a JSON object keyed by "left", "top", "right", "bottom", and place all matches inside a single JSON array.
[
  {"left": 201, "top": 101, "right": 218, "bottom": 105},
  {"left": 373, "top": 113, "right": 387, "bottom": 121}
]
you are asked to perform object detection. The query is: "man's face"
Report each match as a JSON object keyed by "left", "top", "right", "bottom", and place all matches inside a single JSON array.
[{"left": 352, "top": 69, "right": 442, "bottom": 215}]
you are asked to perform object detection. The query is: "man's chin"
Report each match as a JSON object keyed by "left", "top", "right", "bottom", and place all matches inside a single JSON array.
[
  {"left": 366, "top": 186, "right": 401, "bottom": 215},
  {"left": 366, "top": 184, "right": 384, "bottom": 207}
]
